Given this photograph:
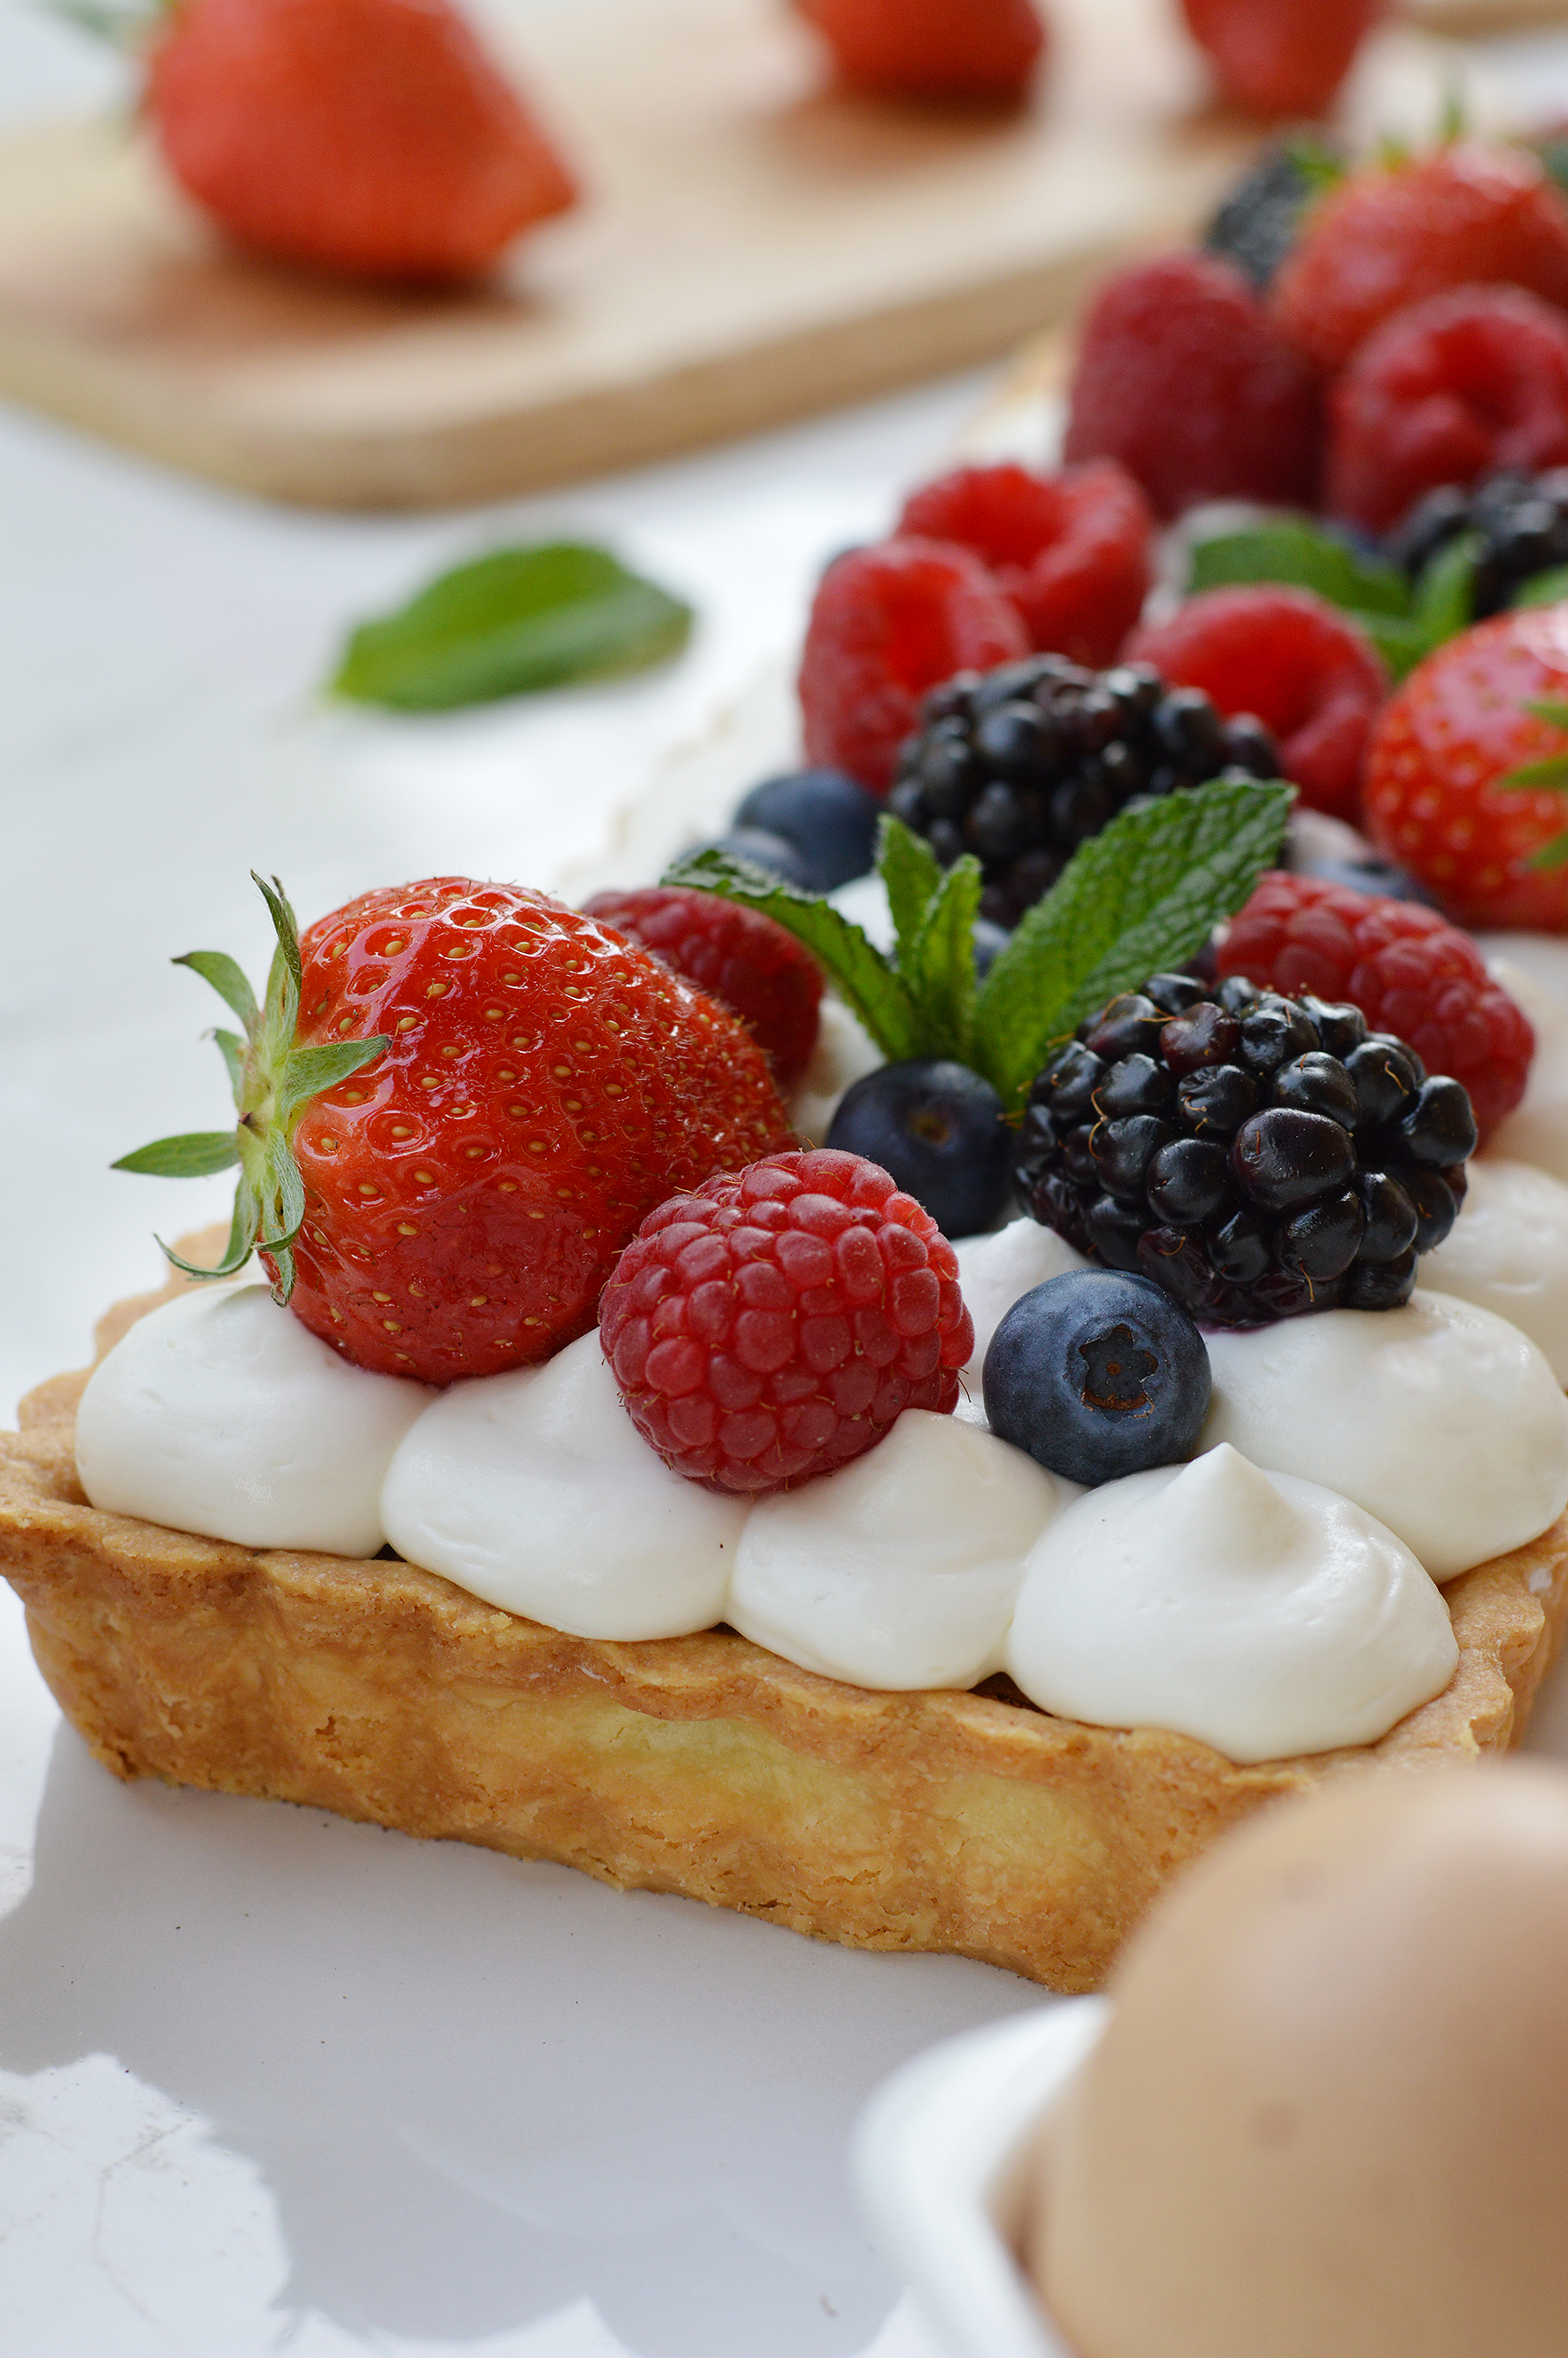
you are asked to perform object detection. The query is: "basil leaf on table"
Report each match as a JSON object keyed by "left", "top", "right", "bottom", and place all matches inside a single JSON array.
[{"left": 331, "top": 543, "right": 694, "bottom": 711}]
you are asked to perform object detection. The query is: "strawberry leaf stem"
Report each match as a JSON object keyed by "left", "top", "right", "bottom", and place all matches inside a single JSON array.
[{"left": 113, "top": 872, "right": 388, "bottom": 1301}]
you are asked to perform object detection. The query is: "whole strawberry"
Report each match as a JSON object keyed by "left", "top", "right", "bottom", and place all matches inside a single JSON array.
[
  {"left": 1363, "top": 607, "right": 1568, "bottom": 929},
  {"left": 1272, "top": 143, "right": 1568, "bottom": 374},
  {"left": 145, "top": 0, "right": 577, "bottom": 280},
  {"left": 1181, "top": 0, "right": 1380, "bottom": 119},
  {"left": 115, "top": 874, "right": 795, "bottom": 1384},
  {"left": 795, "top": 0, "right": 1046, "bottom": 104}
]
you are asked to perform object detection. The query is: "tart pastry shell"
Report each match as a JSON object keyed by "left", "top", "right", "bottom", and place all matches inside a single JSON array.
[{"left": 3, "top": 1252, "right": 1566, "bottom": 1993}]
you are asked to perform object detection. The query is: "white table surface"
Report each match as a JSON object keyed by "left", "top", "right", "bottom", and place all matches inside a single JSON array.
[{"left": 9, "top": 11, "right": 1568, "bottom": 2355}]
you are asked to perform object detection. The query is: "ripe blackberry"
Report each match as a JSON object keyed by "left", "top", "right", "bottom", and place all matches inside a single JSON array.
[
  {"left": 887, "top": 656, "right": 1280, "bottom": 927},
  {"left": 1385, "top": 467, "right": 1568, "bottom": 618},
  {"left": 1203, "top": 139, "right": 1328, "bottom": 292},
  {"left": 1012, "top": 971, "right": 1477, "bottom": 1326}
]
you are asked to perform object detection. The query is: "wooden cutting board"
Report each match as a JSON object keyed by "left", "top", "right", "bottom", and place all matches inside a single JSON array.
[{"left": 0, "top": 0, "right": 1522, "bottom": 510}]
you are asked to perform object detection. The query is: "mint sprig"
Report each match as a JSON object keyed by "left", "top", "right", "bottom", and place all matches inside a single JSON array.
[
  {"left": 666, "top": 776, "right": 1293, "bottom": 1115},
  {"left": 1188, "top": 521, "right": 1480, "bottom": 680},
  {"left": 112, "top": 873, "right": 388, "bottom": 1299},
  {"left": 331, "top": 543, "right": 693, "bottom": 712}
]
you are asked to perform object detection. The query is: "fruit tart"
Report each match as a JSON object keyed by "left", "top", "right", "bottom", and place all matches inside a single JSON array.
[{"left": 5, "top": 770, "right": 1568, "bottom": 1998}]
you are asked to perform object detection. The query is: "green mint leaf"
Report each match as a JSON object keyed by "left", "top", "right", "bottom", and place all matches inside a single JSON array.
[
  {"left": 173, "top": 949, "right": 260, "bottom": 1034},
  {"left": 878, "top": 815, "right": 943, "bottom": 972},
  {"left": 112, "top": 1131, "right": 242, "bottom": 1179},
  {"left": 973, "top": 777, "right": 1293, "bottom": 1111},
  {"left": 905, "top": 853, "right": 983, "bottom": 1069},
  {"left": 277, "top": 1035, "right": 389, "bottom": 1125},
  {"left": 1517, "top": 568, "right": 1568, "bottom": 610},
  {"left": 1188, "top": 521, "right": 1411, "bottom": 618},
  {"left": 1350, "top": 610, "right": 1433, "bottom": 682},
  {"left": 661, "top": 847, "right": 929, "bottom": 1062},
  {"left": 332, "top": 543, "right": 694, "bottom": 712},
  {"left": 1410, "top": 530, "right": 1479, "bottom": 648}
]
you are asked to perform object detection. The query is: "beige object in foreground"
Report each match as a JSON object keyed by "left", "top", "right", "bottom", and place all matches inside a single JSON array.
[
  {"left": 1, "top": 1248, "right": 1565, "bottom": 1993},
  {"left": 0, "top": 0, "right": 1510, "bottom": 509}
]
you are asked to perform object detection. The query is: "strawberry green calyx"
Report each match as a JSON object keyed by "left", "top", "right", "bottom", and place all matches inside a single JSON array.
[{"left": 113, "top": 872, "right": 389, "bottom": 1302}]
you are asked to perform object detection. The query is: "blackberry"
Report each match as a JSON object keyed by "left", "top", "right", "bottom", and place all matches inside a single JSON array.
[
  {"left": 1012, "top": 974, "right": 1477, "bottom": 1326},
  {"left": 1203, "top": 139, "right": 1332, "bottom": 292},
  {"left": 888, "top": 657, "right": 1280, "bottom": 929},
  {"left": 1385, "top": 469, "right": 1568, "bottom": 618}
]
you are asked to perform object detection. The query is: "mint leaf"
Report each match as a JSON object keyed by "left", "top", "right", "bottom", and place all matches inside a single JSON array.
[
  {"left": 1411, "top": 531, "right": 1479, "bottom": 647},
  {"left": 973, "top": 778, "right": 1293, "bottom": 1110},
  {"left": 879, "top": 816, "right": 943, "bottom": 972},
  {"left": 905, "top": 855, "right": 983, "bottom": 1069},
  {"left": 661, "top": 847, "right": 930, "bottom": 1061},
  {"left": 1513, "top": 565, "right": 1568, "bottom": 611},
  {"left": 1189, "top": 521, "right": 1410, "bottom": 618},
  {"left": 332, "top": 544, "right": 693, "bottom": 712}
]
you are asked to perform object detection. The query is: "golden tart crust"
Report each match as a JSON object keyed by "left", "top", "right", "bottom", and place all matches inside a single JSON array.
[{"left": 2, "top": 1242, "right": 1565, "bottom": 1994}]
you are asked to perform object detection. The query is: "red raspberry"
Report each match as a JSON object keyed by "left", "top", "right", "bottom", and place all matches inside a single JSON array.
[
  {"left": 1326, "top": 284, "right": 1568, "bottom": 534},
  {"left": 895, "top": 460, "right": 1154, "bottom": 667},
  {"left": 1363, "top": 606, "right": 1568, "bottom": 929},
  {"left": 1271, "top": 143, "right": 1568, "bottom": 374},
  {"left": 1126, "top": 587, "right": 1387, "bottom": 822},
  {"left": 798, "top": 537, "right": 1030, "bottom": 794},
  {"left": 600, "top": 1148, "right": 975, "bottom": 1494},
  {"left": 1180, "top": 0, "right": 1380, "bottom": 118},
  {"left": 794, "top": 0, "right": 1045, "bottom": 104},
  {"left": 1217, "top": 870, "right": 1533, "bottom": 1141},
  {"left": 581, "top": 885, "right": 824, "bottom": 1092},
  {"left": 1063, "top": 252, "right": 1323, "bottom": 519}
]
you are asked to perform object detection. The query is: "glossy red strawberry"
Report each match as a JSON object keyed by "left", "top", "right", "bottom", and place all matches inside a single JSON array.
[
  {"left": 1180, "top": 0, "right": 1380, "bottom": 118},
  {"left": 795, "top": 0, "right": 1046, "bottom": 104},
  {"left": 1363, "top": 608, "right": 1568, "bottom": 928},
  {"left": 146, "top": 0, "right": 578, "bottom": 281},
  {"left": 116, "top": 875, "right": 795, "bottom": 1384}
]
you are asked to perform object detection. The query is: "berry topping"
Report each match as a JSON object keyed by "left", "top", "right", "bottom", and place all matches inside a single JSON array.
[
  {"left": 684, "top": 827, "right": 822, "bottom": 891},
  {"left": 794, "top": 0, "right": 1046, "bottom": 103},
  {"left": 1204, "top": 139, "right": 1328, "bottom": 291},
  {"left": 798, "top": 537, "right": 1030, "bottom": 794},
  {"left": 982, "top": 1269, "right": 1211, "bottom": 1487},
  {"left": 895, "top": 460, "right": 1155, "bottom": 668},
  {"left": 733, "top": 768, "right": 882, "bottom": 892},
  {"left": 1386, "top": 467, "right": 1568, "bottom": 619},
  {"left": 115, "top": 874, "right": 795, "bottom": 1384},
  {"left": 1180, "top": 0, "right": 1377, "bottom": 118},
  {"left": 1127, "top": 586, "right": 1387, "bottom": 823},
  {"left": 600, "top": 1148, "right": 975, "bottom": 1494},
  {"left": 826, "top": 1059, "right": 1011, "bottom": 1238},
  {"left": 1064, "top": 252, "right": 1323, "bottom": 519},
  {"left": 1270, "top": 142, "right": 1568, "bottom": 375},
  {"left": 581, "top": 884, "right": 825, "bottom": 1091},
  {"left": 147, "top": 0, "right": 578, "bottom": 281},
  {"left": 1362, "top": 604, "right": 1568, "bottom": 927},
  {"left": 1014, "top": 971, "right": 1476, "bottom": 1325},
  {"left": 1216, "top": 869, "right": 1534, "bottom": 1140},
  {"left": 1326, "top": 284, "right": 1568, "bottom": 534},
  {"left": 887, "top": 653, "right": 1280, "bottom": 926}
]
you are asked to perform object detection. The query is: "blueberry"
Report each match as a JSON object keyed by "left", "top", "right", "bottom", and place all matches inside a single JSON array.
[
  {"left": 972, "top": 918, "right": 1011, "bottom": 979},
  {"left": 734, "top": 770, "right": 881, "bottom": 892},
  {"left": 1295, "top": 855, "right": 1441, "bottom": 908},
  {"left": 983, "top": 1270, "right": 1212, "bottom": 1486},
  {"left": 691, "top": 827, "right": 823, "bottom": 891},
  {"left": 826, "top": 1060, "right": 1010, "bottom": 1237}
]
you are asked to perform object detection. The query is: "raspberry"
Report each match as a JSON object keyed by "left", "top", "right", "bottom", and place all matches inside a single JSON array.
[
  {"left": 1014, "top": 970, "right": 1478, "bottom": 1327},
  {"left": 600, "top": 1149, "right": 975, "bottom": 1494},
  {"left": 1363, "top": 605, "right": 1568, "bottom": 928},
  {"left": 1063, "top": 252, "right": 1323, "bottom": 519},
  {"left": 794, "top": 0, "right": 1045, "bottom": 103},
  {"left": 581, "top": 885, "right": 824, "bottom": 1091},
  {"left": 1216, "top": 871, "right": 1534, "bottom": 1142},
  {"left": 1325, "top": 284, "right": 1568, "bottom": 534},
  {"left": 1126, "top": 587, "right": 1388, "bottom": 823},
  {"left": 798, "top": 537, "right": 1030, "bottom": 794},
  {"left": 895, "top": 461, "right": 1154, "bottom": 668},
  {"left": 1180, "top": 0, "right": 1379, "bottom": 119},
  {"left": 1271, "top": 143, "right": 1568, "bottom": 374}
]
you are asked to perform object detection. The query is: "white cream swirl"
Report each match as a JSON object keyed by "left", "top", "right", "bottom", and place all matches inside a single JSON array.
[
  {"left": 727, "top": 1409, "right": 1065, "bottom": 1690},
  {"left": 1006, "top": 1445, "right": 1457, "bottom": 1763},
  {"left": 380, "top": 1332, "right": 746, "bottom": 1640},
  {"left": 1422, "top": 1158, "right": 1568, "bottom": 1384},
  {"left": 74, "top": 1282, "right": 432, "bottom": 1557},
  {"left": 1202, "top": 1293, "right": 1568, "bottom": 1580}
]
